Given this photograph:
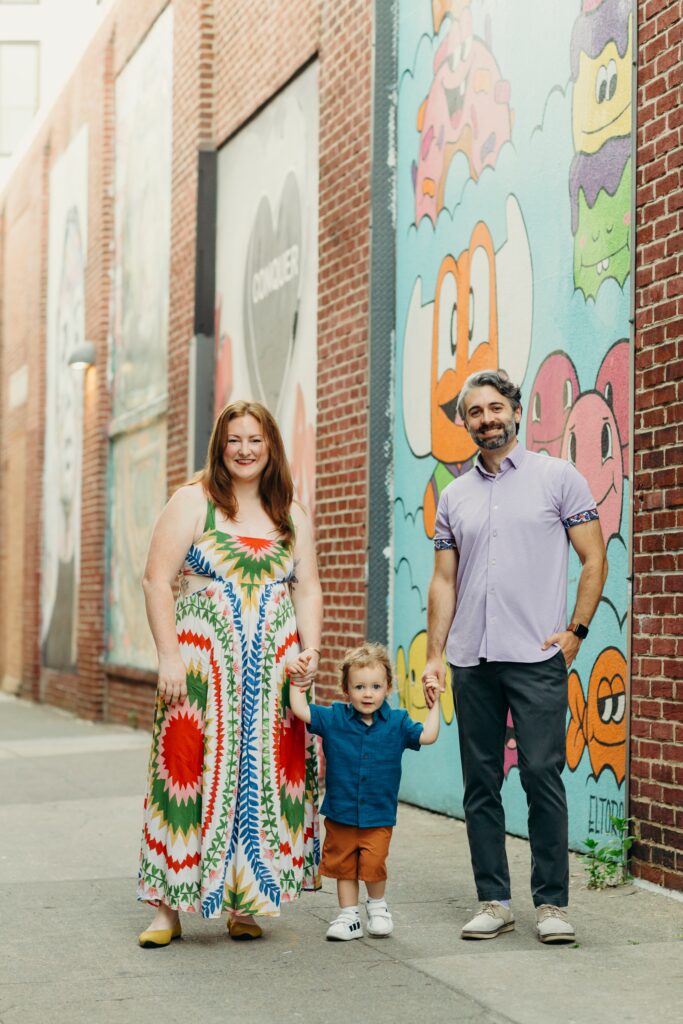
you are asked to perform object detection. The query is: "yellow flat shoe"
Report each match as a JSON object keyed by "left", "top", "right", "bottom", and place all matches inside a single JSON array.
[
  {"left": 227, "top": 917, "right": 262, "bottom": 941},
  {"left": 138, "top": 921, "right": 182, "bottom": 948}
]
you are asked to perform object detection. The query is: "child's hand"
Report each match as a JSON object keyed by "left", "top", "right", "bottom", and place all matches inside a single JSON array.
[{"left": 423, "top": 674, "right": 441, "bottom": 709}]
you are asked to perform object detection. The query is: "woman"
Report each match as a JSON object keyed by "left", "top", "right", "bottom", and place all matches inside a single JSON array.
[{"left": 137, "top": 400, "right": 322, "bottom": 945}]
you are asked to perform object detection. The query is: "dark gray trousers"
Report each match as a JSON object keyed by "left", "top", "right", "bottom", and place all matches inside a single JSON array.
[{"left": 450, "top": 652, "right": 569, "bottom": 907}]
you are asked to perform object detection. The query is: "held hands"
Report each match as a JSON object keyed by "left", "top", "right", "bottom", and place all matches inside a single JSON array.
[
  {"left": 288, "top": 647, "right": 320, "bottom": 689},
  {"left": 423, "top": 675, "right": 441, "bottom": 708},
  {"left": 542, "top": 630, "right": 582, "bottom": 669},
  {"left": 157, "top": 653, "right": 188, "bottom": 704},
  {"left": 421, "top": 659, "right": 446, "bottom": 708}
]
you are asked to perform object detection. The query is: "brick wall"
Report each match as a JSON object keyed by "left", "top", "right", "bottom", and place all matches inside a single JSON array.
[
  {"left": 631, "top": 0, "right": 683, "bottom": 891},
  {"left": 0, "top": 0, "right": 373, "bottom": 721}
]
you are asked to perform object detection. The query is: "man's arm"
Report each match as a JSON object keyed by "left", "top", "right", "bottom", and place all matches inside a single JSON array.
[
  {"left": 421, "top": 548, "right": 458, "bottom": 704},
  {"left": 542, "top": 519, "right": 608, "bottom": 668}
]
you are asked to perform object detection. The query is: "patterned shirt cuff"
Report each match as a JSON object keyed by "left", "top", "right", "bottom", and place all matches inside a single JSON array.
[
  {"left": 434, "top": 538, "right": 457, "bottom": 550},
  {"left": 562, "top": 508, "right": 599, "bottom": 529}
]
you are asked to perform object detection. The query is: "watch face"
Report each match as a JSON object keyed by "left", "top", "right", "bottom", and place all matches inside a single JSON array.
[{"left": 573, "top": 623, "right": 589, "bottom": 639}]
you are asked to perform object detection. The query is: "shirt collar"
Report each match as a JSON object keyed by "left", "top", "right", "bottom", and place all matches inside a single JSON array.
[
  {"left": 344, "top": 699, "right": 391, "bottom": 722},
  {"left": 475, "top": 441, "right": 526, "bottom": 477}
]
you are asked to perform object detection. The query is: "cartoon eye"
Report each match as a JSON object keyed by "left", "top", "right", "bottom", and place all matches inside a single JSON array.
[
  {"left": 613, "top": 693, "right": 625, "bottom": 723},
  {"left": 604, "top": 381, "right": 613, "bottom": 407},
  {"left": 601, "top": 421, "right": 613, "bottom": 463},
  {"left": 437, "top": 271, "right": 458, "bottom": 379},
  {"left": 568, "top": 430, "right": 577, "bottom": 464},
  {"left": 532, "top": 392, "right": 541, "bottom": 423},
  {"left": 595, "top": 64, "right": 608, "bottom": 104},
  {"left": 461, "top": 34, "right": 472, "bottom": 61},
  {"left": 598, "top": 694, "right": 614, "bottom": 723},
  {"left": 469, "top": 245, "right": 490, "bottom": 360},
  {"left": 563, "top": 378, "right": 573, "bottom": 410},
  {"left": 606, "top": 59, "right": 617, "bottom": 101}
]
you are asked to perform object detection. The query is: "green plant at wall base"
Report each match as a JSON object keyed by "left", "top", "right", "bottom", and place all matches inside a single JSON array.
[{"left": 581, "top": 816, "right": 634, "bottom": 889}]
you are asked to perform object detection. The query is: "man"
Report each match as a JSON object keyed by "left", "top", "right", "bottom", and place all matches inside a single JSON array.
[{"left": 422, "top": 369, "right": 607, "bottom": 944}]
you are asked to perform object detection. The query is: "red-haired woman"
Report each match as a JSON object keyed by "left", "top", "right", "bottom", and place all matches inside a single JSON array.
[{"left": 137, "top": 401, "right": 322, "bottom": 945}]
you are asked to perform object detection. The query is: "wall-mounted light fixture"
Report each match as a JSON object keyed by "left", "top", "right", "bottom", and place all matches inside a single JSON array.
[{"left": 67, "top": 341, "right": 96, "bottom": 370}]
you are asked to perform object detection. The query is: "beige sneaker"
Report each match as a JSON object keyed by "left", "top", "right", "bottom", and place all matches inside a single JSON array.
[
  {"left": 535, "top": 905, "right": 575, "bottom": 944},
  {"left": 461, "top": 901, "right": 515, "bottom": 940}
]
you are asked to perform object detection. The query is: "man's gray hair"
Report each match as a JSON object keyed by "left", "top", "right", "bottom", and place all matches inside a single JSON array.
[{"left": 456, "top": 369, "right": 523, "bottom": 422}]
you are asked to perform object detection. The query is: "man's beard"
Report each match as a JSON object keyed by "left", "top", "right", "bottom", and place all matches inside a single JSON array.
[{"left": 471, "top": 420, "right": 516, "bottom": 450}]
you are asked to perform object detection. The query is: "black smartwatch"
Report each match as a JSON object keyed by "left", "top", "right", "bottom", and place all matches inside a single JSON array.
[{"left": 567, "top": 622, "right": 589, "bottom": 640}]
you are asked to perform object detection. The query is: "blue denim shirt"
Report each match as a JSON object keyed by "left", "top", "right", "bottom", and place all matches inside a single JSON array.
[{"left": 308, "top": 700, "right": 423, "bottom": 827}]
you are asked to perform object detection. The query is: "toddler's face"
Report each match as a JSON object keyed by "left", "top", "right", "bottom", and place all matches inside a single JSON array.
[{"left": 346, "top": 662, "right": 390, "bottom": 718}]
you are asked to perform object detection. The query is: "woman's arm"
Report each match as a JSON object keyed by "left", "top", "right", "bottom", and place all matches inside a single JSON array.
[
  {"left": 142, "top": 484, "right": 205, "bottom": 703},
  {"left": 288, "top": 502, "right": 323, "bottom": 684}
]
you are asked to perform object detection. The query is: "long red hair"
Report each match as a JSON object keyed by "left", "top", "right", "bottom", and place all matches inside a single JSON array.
[{"left": 198, "top": 400, "right": 294, "bottom": 545}]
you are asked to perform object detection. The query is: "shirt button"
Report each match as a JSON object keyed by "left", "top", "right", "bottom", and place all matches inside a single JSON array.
[
  {"left": 491, "top": 559, "right": 496, "bottom": 565},
  {"left": 493, "top": 530, "right": 498, "bottom": 537},
  {"left": 363, "top": 754, "right": 369, "bottom": 759},
  {"left": 493, "top": 505, "right": 498, "bottom": 511}
]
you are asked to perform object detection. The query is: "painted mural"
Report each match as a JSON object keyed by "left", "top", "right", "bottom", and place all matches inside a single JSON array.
[
  {"left": 214, "top": 63, "right": 319, "bottom": 513},
  {"left": 41, "top": 126, "right": 89, "bottom": 670},
  {"left": 108, "top": 6, "right": 173, "bottom": 669},
  {"left": 393, "top": 0, "right": 632, "bottom": 845}
]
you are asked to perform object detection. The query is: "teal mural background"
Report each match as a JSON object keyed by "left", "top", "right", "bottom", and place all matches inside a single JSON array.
[{"left": 393, "top": 0, "right": 633, "bottom": 848}]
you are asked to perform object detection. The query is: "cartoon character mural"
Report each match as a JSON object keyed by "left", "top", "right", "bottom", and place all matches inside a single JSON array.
[
  {"left": 402, "top": 195, "right": 533, "bottom": 536},
  {"left": 214, "top": 64, "right": 318, "bottom": 514},
  {"left": 396, "top": 630, "right": 455, "bottom": 725},
  {"left": 569, "top": 0, "right": 632, "bottom": 299},
  {"left": 413, "top": 0, "right": 513, "bottom": 224},
  {"left": 392, "top": 0, "right": 633, "bottom": 847},
  {"left": 41, "top": 127, "right": 89, "bottom": 670},
  {"left": 567, "top": 647, "right": 627, "bottom": 785}
]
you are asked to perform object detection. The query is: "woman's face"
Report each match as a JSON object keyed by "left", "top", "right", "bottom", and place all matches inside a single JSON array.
[{"left": 223, "top": 414, "right": 270, "bottom": 483}]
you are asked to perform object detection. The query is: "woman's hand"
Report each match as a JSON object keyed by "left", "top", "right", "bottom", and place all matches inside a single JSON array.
[
  {"left": 157, "top": 653, "right": 188, "bottom": 704},
  {"left": 288, "top": 648, "right": 319, "bottom": 689}
]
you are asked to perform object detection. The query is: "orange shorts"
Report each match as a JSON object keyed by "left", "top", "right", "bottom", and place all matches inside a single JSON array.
[{"left": 320, "top": 819, "right": 393, "bottom": 882}]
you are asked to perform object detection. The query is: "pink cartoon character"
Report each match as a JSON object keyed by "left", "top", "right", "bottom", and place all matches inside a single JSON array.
[
  {"left": 526, "top": 352, "right": 580, "bottom": 457},
  {"left": 414, "top": 3, "right": 513, "bottom": 224},
  {"left": 561, "top": 391, "right": 624, "bottom": 545},
  {"left": 595, "top": 339, "right": 629, "bottom": 471}
]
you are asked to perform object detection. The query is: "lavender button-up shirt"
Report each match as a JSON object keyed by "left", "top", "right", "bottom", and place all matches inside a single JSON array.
[{"left": 434, "top": 444, "right": 598, "bottom": 668}]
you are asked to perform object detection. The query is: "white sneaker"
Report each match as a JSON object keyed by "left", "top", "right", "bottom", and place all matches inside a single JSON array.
[
  {"left": 461, "top": 901, "right": 515, "bottom": 940},
  {"left": 326, "top": 910, "right": 363, "bottom": 941},
  {"left": 535, "top": 905, "right": 575, "bottom": 944},
  {"left": 366, "top": 899, "right": 394, "bottom": 937}
]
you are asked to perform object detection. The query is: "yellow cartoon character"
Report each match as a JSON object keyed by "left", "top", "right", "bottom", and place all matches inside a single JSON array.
[{"left": 396, "top": 630, "right": 455, "bottom": 725}]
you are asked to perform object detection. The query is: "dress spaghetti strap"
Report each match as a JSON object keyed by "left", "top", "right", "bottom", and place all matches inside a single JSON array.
[{"left": 204, "top": 498, "right": 216, "bottom": 532}]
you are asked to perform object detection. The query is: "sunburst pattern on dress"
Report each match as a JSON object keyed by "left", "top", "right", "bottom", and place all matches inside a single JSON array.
[{"left": 137, "top": 501, "right": 320, "bottom": 917}]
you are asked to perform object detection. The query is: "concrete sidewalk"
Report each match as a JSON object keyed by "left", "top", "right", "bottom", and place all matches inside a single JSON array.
[{"left": 1, "top": 692, "right": 681, "bottom": 1024}]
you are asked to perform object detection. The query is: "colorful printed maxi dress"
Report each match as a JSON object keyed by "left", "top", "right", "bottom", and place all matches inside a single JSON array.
[{"left": 137, "top": 501, "right": 320, "bottom": 918}]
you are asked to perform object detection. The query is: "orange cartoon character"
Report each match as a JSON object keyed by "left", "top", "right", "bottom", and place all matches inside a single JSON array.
[
  {"left": 402, "top": 195, "right": 533, "bottom": 536},
  {"left": 567, "top": 647, "right": 626, "bottom": 785}
]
